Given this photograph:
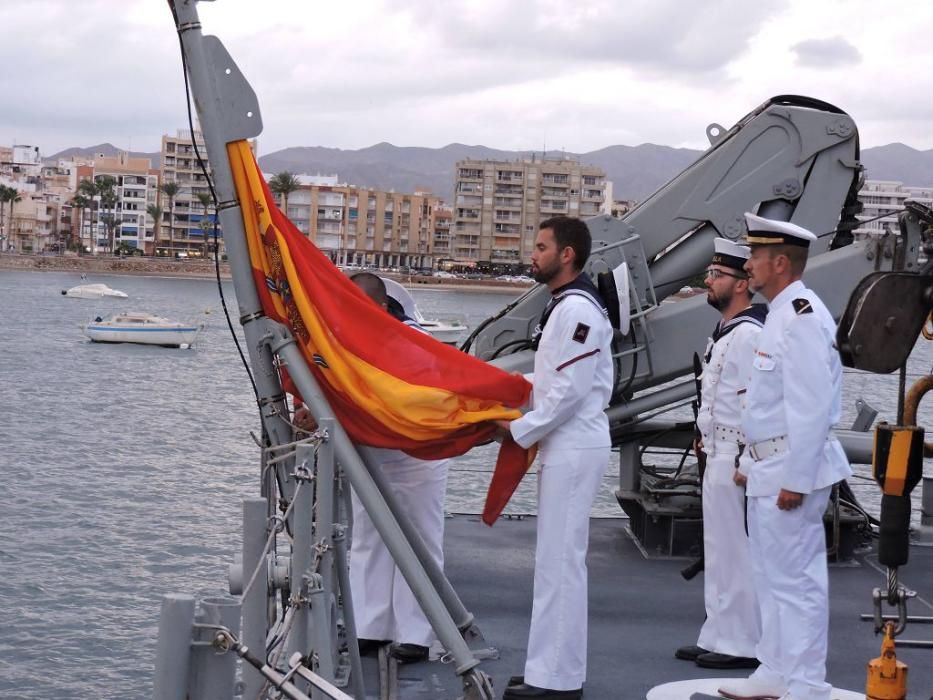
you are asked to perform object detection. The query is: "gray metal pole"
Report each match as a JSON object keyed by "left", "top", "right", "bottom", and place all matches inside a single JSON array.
[
  {"left": 188, "top": 597, "right": 241, "bottom": 699},
  {"left": 169, "top": 1, "right": 487, "bottom": 691},
  {"left": 154, "top": 594, "right": 195, "bottom": 700},
  {"left": 315, "top": 418, "right": 337, "bottom": 680},
  {"left": 169, "top": 0, "right": 294, "bottom": 484},
  {"left": 242, "top": 497, "right": 270, "bottom": 699},
  {"left": 286, "top": 445, "right": 315, "bottom": 668},
  {"left": 267, "top": 326, "right": 481, "bottom": 676}
]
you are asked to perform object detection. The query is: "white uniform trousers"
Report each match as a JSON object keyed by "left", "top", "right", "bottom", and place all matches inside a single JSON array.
[
  {"left": 747, "top": 485, "right": 832, "bottom": 700},
  {"left": 524, "top": 446, "right": 610, "bottom": 691},
  {"left": 349, "top": 455, "right": 448, "bottom": 646},
  {"left": 697, "top": 444, "right": 760, "bottom": 657}
]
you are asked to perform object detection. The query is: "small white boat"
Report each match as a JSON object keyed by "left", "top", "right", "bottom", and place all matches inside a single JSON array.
[
  {"left": 415, "top": 318, "right": 467, "bottom": 344},
  {"left": 62, "top": 283, "right": 128, "bottom": 299},
  {"left": 82, "top": 312, "right": 204, "bottom": 348},
  {"left": 381, "top": 278, "right": 467, "bottom": 344}
]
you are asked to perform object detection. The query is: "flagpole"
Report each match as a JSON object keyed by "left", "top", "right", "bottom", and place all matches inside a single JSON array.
[{"left": 168, "top": 3, "right": 493, "bottom": 698}]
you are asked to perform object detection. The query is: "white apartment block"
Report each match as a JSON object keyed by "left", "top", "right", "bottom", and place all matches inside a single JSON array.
[
  {"left": 75, "top": 153, "right": 160, "bottom": 254},
  {"left": 159, "top": 130, "right": 215, "bottom": 257},
  {"left": 452, "top": 157, "right": 607, "bottom": 268},
  {"left": 855, "top": 179, "right": 933, "bottom": 239}
]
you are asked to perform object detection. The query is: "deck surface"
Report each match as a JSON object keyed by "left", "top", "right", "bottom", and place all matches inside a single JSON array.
[{"left": 358, "top": 515, "right": 933, "bottom": 699}]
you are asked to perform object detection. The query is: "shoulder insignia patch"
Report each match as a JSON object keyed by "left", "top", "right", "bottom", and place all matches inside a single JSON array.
[
  {"left": 572, "top": 322, "right": 590, "bottom": 343},
  {"left": 792, "top": 298, "right": 813, "bottom": 315}
]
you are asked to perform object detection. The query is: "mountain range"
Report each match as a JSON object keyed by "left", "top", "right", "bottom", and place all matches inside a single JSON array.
[{"left": 48, "top": 141, "right": 933, "bottom": 203}]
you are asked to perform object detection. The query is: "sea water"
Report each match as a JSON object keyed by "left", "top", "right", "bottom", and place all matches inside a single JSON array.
[{"left": 0, "top": 269, "right": 929, "bottom": 698}]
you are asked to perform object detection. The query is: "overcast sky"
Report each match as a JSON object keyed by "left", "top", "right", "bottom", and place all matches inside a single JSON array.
[{"left": 2, "top": 0, "right": 931, "bottom": 157}]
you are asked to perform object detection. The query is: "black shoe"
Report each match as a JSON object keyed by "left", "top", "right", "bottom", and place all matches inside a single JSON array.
[
  {"left": 674, "top": 644, "right": 709, "bottom": 661},
  {"left": 358, "top": 638, "right": 389, "bottom": 657},
  {"left": 695, "top": 652, "right": 760, "bottom": 670},
  {"left": 502, "top": 683, "right": 582, "bottom": 699},
  {"left": 508, "top": 675, "right": 524, "bottom": 687},
  {"left": 389, "top": 643, "right": 429, "bottom": 664}
]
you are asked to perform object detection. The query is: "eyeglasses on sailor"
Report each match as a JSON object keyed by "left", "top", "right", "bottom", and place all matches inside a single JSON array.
[{"left": 704, "top": 267, "right": 747, "bottom": 280}]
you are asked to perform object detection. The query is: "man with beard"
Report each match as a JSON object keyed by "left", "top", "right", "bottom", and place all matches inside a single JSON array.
[
  {"left": 495, "top": 216, "right": 613, "bottom": 700},
  {"left": 676, "top": 238, "right": 766, "bottom": 671},
  {"left": 719, "top": 214, "right": 850, "bottom": 700}
]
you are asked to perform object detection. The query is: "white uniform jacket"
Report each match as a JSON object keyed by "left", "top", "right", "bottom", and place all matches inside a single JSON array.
[
  {"left": 695, "top": 309, "right": 765, "bottom": 457},
  {"left": 741, "top": 281, "right": 851, "bottom": 497},
  {"left": 510, "top": 293, "right": 613, "bottom": 454}
]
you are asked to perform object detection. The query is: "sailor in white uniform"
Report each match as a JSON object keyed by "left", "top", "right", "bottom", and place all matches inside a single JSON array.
[
  {"left": 496, "top": 216, "right": 614, "bottom": 700},
  {"left": 676, "top": 238, "right": 764, "bottom": 670},
  {"left": 346, "top": 272, "right": 449, "bottom": 664},
  {"left": 719, "top": 214, "right": 851, "bottom": 700}
]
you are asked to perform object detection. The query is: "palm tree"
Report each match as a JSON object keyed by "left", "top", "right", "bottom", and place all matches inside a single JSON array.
[
  {"left": 0, "top": 185, "right": 11, "bottom": 251},
  {"left": 195, "top": 191, "right": 214, "bottom": 255},
  {"left": 69, "top": 193, "right": 92, "bottom": 253},
  {"left": 146, "top": 204, "right": 163, "bottom": 255},
  {"left": 77, "top": 176, "right": 119, "bottom": 253},
  {"left": 77, "top": 178, "right": 100, "bottom": 252},
  {"left": 95, "top": 176, "right": 119, "bottom": 253},
  {"left": 0, "top": 185, "right": 22, "bottom": 253},
  {"left": 160, "top": 181, "right": 180, "bottom": 257},
  {"left": 268, "top": 171, "right": 301, "bottom": 215}
]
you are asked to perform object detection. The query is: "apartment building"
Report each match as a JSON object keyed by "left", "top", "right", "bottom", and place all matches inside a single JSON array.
[
  {"left": 451, "top": 157, "right": 607, "bottom": 268},
  {"left": 276, "top": 182, "right": 441, "bottom": 269},
  {"left": 74, "top": 152, "right": 160, "bottom": 254},
  {"left": 433, "top": 204, "right": 452, "bottom": 261},
  {"left": 1, "top": 144, "right": 70, "bottom": 253},
  {"left": 855, "top": 179, "right": 933, "bottom": 239}
]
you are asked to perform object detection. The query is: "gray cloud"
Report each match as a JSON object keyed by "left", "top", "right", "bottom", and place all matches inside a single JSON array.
[
  {"left": 407, "top": 0, "right": 788, "bottom": 75},
  {"left": 792, "top": 37, "right": 862, "bottom": 68}
]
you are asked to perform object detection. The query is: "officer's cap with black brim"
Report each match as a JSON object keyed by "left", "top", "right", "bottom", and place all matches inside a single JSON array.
[
  {"left": 711, "top": 237, "right": 750, "bottom": 272},
  {"left": 743, "top": 212, "right": 817, "bottom": 249}
]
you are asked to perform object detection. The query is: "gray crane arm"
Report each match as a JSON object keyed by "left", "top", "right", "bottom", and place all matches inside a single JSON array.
[{"left": 471, "top": 95, "right": 881, "bottom": 404}]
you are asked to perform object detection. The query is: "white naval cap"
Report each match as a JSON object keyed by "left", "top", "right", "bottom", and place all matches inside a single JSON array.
[
  {"left": 743, "top": 212, "right": 817, "bottom": 248},
  {"left": 711, "top": 237, "right": 751, "bottom": 271}
]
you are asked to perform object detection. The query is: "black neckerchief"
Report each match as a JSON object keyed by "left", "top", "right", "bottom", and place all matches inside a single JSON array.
[
  {"left": 531, "top": 274, "right": 608, "bottom": 351},
  {"left": 704, "top": 303, "right": 768, "bottom": 362}
]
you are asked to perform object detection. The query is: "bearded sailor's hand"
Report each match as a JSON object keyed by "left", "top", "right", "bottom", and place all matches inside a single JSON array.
[
  {"left": 733, "top": 471, "right": 747, "bottom": 487},
  {"left": 492, "top": 419, "right": 513, "bottom": 442}
]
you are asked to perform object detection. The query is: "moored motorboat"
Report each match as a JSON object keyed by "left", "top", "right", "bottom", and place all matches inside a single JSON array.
[
  {"left": 414, "top": 318, "right": 466, "bottom": 344},
  {"left": 62, "top": 283, "right": 128, "bottom": 299},
  {"left": 82, "top": 312, "right": 204, "bottom": 348},
  {"left": 381, "top": 277, "right": 467, "bottom": 344}
]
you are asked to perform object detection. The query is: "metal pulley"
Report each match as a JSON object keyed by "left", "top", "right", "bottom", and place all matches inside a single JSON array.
[{"left": 865, "top": 622, "right": 907, "bottom": 700}]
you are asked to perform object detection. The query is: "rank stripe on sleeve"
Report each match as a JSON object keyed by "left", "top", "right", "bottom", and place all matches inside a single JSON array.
[{"left": 556, "top": 349, "right": 601, "bottom": 372}]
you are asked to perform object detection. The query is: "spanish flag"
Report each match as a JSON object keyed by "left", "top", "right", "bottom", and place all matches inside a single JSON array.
[{"left": 228, "top": 141, "right": 533, "bottom": 524}]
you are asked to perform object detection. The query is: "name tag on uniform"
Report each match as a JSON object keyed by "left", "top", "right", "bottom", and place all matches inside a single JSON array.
[
  {"left": 753, "top": 350, "right": 775, "bottom": 371},
  {"left": 572, "top": 323, "right": 590, "bottom": 343}
]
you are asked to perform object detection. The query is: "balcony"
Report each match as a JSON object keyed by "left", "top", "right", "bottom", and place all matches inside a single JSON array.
[{"left": 540, "top": 200, "right": 567, "bottom": 212}]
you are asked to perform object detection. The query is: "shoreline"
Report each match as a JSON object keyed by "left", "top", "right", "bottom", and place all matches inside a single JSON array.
[{"left": 0, "top": 253, "right": 536, "bottom": 294}]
